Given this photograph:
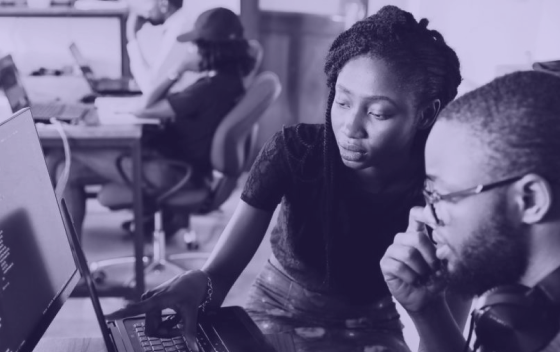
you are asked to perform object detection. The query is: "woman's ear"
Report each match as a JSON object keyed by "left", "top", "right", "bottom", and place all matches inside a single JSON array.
[{"left": 417, "top": 99, "right": 441, "bottom": 130}]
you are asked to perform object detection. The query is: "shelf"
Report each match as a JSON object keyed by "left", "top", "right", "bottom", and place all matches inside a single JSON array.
[{"left": 0, "top": 5, "right": 127, "bottom": 17}]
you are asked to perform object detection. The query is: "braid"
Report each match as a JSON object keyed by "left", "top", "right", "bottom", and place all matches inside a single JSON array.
[
  {"left": 322, "top": 87, "right": 337, "bottom": 285},
  {"left": 319, "top": 5, "right": 462, "bottom": 285}
]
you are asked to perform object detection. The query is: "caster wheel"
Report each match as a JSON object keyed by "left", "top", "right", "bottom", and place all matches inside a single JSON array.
[{"left": 92, "top": 270, "right": 107, "bottom": 284}]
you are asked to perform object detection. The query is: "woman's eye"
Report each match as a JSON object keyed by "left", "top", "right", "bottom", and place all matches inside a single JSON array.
[
  {"left": 335, "top": 101, "right": 349, "bottom": 108},
  {"left": 368, "top": 112, "right": 391, "bottom": 120}
]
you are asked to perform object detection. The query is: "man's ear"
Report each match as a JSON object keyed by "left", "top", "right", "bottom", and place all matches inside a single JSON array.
[
  {"left": 417, "top": 99, "right": 441, "bottom": 130},
  {"left": 513, "top": 174, "right": 553, "bottom": 224}
]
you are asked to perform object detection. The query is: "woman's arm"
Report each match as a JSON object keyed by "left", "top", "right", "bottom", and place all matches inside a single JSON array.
[
  {"left": 202, "top": 200, "right": 275, "bottom": 307},
  {"left": 138, "top": 70, "right": 180, "bottom": 110},
  {"left": 134, "top": 98, "right": 176, "bottom": 122}
]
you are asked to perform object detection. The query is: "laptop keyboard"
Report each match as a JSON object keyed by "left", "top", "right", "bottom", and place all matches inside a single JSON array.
[
  {"left": 31, "top": 103, "right": 88, "bottom": 120},
  {"left": 134, "top": 322, "right": 229, "bottom": 352}
]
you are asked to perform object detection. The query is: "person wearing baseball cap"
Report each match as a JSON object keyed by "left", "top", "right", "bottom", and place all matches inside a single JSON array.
[{"left": 54, "top": 8, "right": 256, "bottom": 241}]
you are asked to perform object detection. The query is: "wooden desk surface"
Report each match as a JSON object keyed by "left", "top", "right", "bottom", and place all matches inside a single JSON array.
[
  {"left": 36, "top": 123, "right": 142, "bottom": 141},
  {"left": 33, "top": 338, "right": 107, "bottom": 352}
]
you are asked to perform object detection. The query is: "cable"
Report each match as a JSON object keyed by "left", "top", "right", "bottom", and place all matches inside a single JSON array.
[{"left": 50, "top": 118, "right": 72, "bottom": 200}]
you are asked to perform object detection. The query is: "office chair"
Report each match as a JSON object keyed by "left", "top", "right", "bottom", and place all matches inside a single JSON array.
[
  {"left": 118, "top": 39, "right": 264, "bottom": 237},
  {"left": 91, "top": 71, "right": 282, "bottom": 287},
  {"left": 244, "top": 39, "right": 264, "bottom": 88}
]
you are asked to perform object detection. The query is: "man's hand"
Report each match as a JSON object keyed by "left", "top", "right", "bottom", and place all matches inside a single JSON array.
[
  {"left": 126, "top": 13, "right": 147, "bottom": 41},
  {"left": 380, "top": 206, "right": 445, "bottom": 312}
]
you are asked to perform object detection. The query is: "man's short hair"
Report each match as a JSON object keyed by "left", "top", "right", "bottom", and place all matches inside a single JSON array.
[{"left": 438, "top": 71, "right": 560, "bottom": 182}]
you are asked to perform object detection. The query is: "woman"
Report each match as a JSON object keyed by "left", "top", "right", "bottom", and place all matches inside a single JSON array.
[
  {"left": 50, "top": 8, "right": 255, "bottom": 238},
  {"left": 109, "top": 6, "right": 465, "bottom": 351}
]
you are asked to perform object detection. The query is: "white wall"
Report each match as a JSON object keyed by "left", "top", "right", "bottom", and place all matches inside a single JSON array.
[
  {"left": 366, "top": 0, "right": 560, "bottom": 96},
  {"left": 260, "top": 0, "right": 340, "bottom": 15}
]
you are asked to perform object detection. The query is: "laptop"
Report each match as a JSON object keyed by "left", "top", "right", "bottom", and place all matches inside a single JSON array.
[
  {"left": 0, "top": 55, "right": 90, "bottom": 123},
  {"left": 69, "top": 43, "right": 141, "bottom": 96},
  {"left": 0, "top": 108, "right": 286, "bottom": 352}
]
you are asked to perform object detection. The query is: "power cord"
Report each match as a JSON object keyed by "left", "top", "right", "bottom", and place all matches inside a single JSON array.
[{"left": 49, "top": 118, "right": 72, "bottom": 200}]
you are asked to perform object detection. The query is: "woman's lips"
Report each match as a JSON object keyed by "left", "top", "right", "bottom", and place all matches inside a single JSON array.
[
  {"left": 339, "top": 144, "right": 366, "bottom": 161},
  {"left": 340, "top": 143, "right": 366, "bottom": 153}
]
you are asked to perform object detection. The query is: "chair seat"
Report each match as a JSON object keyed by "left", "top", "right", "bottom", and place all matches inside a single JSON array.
[{"left": 98, "top": 183, "right": 211, "bottom": 211}]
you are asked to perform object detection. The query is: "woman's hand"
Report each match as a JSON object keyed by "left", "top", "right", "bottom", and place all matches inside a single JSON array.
[
  {"left": 105, "top": 270, "right": 210, "bottom": 352},
  {"left": 380, "top": 206, "right": 445, "bottom": 312}
]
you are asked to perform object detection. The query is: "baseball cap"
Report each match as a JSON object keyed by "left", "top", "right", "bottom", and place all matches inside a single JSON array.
[{"left": 177, "top": 7, "right": 244, "bottom": 42}]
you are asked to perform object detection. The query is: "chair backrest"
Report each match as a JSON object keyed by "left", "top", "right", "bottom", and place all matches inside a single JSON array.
[
  {"left": 242, "top": 39, "right": 264, "bottom": 89},
  {"left": 207, "top": 71, "right": 281, "bottom": 210}
]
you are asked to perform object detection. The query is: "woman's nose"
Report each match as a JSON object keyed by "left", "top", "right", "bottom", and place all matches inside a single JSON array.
[{"left": 343, "top": 111, "right": 366, "bottom": 139}]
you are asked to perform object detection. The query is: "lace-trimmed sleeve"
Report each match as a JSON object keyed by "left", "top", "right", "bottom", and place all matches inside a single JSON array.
[{"left": 241, "top": 130, "right": 290, "bottom": 212}]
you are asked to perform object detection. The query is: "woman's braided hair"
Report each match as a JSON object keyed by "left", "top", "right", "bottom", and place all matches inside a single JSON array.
[{"left": 320, "top": 5, "right": 462, "bottom": 284}]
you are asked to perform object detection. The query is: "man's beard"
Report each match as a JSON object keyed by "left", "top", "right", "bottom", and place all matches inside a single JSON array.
[{"left": 438, "top": 203, "right": 529, "bottom": 297}]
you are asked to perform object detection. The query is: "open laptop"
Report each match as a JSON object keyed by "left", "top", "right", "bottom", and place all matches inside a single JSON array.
[
  {"left": 0, "top": 108, "right": 287, "bottom": 352},
  {"left": 0, "top": 55, "right": 90, "bottom": 123},
  {"left": 69, "top": 43, "right": 141, "bottom": 96}
]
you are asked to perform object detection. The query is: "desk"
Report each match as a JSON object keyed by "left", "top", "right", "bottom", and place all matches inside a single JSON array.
[{"left": 37, "top": 122, "right": 145, "bottom": 299}]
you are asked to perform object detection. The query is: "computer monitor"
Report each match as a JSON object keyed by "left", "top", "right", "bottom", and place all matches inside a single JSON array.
[
  {"left": 0, "top": 55, "right": 32, "bottom": 113},
  {"left": 0, "top": 109, "right": 80, "bottom": 352}
]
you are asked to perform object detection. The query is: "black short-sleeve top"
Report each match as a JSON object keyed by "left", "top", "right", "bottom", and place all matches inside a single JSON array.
[
  {"left": 143, "top": 72, "right": 244, "bottom": 175},
  {"left": 241, "top": 123, "right": 425, "bottom": 304}
]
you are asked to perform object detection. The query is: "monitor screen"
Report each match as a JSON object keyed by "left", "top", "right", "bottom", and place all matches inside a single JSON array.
[
  {"left": 0, "top": 109, "right": 79, "bottom": 352},
  {"left": 0, "top": 56, "right": 31, "bottom": 113}
]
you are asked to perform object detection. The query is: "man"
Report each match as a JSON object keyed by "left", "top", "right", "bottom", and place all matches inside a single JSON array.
[
  {"left": 126, "top": 0, "right": 239, "bottom": 94},
  {"left": 126, "top": 0, "right": 204, "bottom": 93},
  {"left": 380, "top": 71, "right": 560, "bottom": 352}
]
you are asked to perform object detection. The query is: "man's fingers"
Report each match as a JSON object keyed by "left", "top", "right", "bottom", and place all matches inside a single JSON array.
[
  {"left": 393, "top": 232, "right": 438, "bottom": 269},
  {"left": 178, "top": 305, "right": 199, "bottom": 352},
  {"left": 380, "top": 255, "right": 419, "bottom": 285},
  {"left": 383, "top": 244, "right": 432, "bottom": 278}
]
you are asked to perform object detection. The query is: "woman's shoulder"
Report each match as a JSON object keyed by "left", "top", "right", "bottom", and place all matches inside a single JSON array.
[
  {"left": 280, "top": 123, "right": 324, "bottom": 159},
  {"left": 262, "top": 123, "right": 324, "bottom": 182}
]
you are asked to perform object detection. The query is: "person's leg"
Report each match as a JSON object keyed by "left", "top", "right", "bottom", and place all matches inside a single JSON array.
[{"left": 56, "top": 150, "right": 126, "bottom": 238}]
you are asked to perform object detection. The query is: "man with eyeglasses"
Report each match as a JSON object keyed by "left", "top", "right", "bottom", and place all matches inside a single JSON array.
[{"left": 380, "top": 70, "right": 560, "bottom": 352}]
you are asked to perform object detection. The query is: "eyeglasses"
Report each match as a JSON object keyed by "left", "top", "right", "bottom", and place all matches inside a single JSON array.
[{"left": 422, "top": 175, "right": 524, "bottom": 244}]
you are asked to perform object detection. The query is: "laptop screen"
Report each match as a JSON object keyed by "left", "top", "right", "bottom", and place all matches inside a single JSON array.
[
  {"left": 0, "top": 56, "right": 32, "bottom": 113},
  {"left": 69, "top": 43, "right": 96, "bottom": 81},
  {"left": 0, "top": 109, "right": 79, "bottom": 352}
]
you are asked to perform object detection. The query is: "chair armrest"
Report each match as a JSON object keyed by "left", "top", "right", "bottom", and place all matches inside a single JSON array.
[
  {"left": 154, "top": 159, "right": 194, "bottom": 205},
  {"left": 115, "top": 155, "right": 194, "bottom": 204}
]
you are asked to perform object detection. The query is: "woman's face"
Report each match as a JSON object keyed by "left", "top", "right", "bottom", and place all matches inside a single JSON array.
[{"left": 331, "top": 56, "right": 420, "bottom": 172}]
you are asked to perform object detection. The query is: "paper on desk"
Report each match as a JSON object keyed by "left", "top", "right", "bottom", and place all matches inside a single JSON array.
[
  {"left": 95, "top": 96, "right": 158, "bottom": 125},
  {"left": 95, "top": 96, "right": 144, "bottom": 112},
  {"left": 96, "top": 112, "right": 160, "bottom": 125}
]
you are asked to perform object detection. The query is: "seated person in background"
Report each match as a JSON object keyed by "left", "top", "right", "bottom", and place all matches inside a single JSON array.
[
  {"left": 380, "top": 71, "right": 560, "bottom": 352},
  {"left": 107, "top": 6, "right": 468, "bottom": 352},
  {"left": 50, "top": 8, "right": 255, "bottom": 238},
  {"left": 126, "top": 0, "right": 201, "bottom": 93}
]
